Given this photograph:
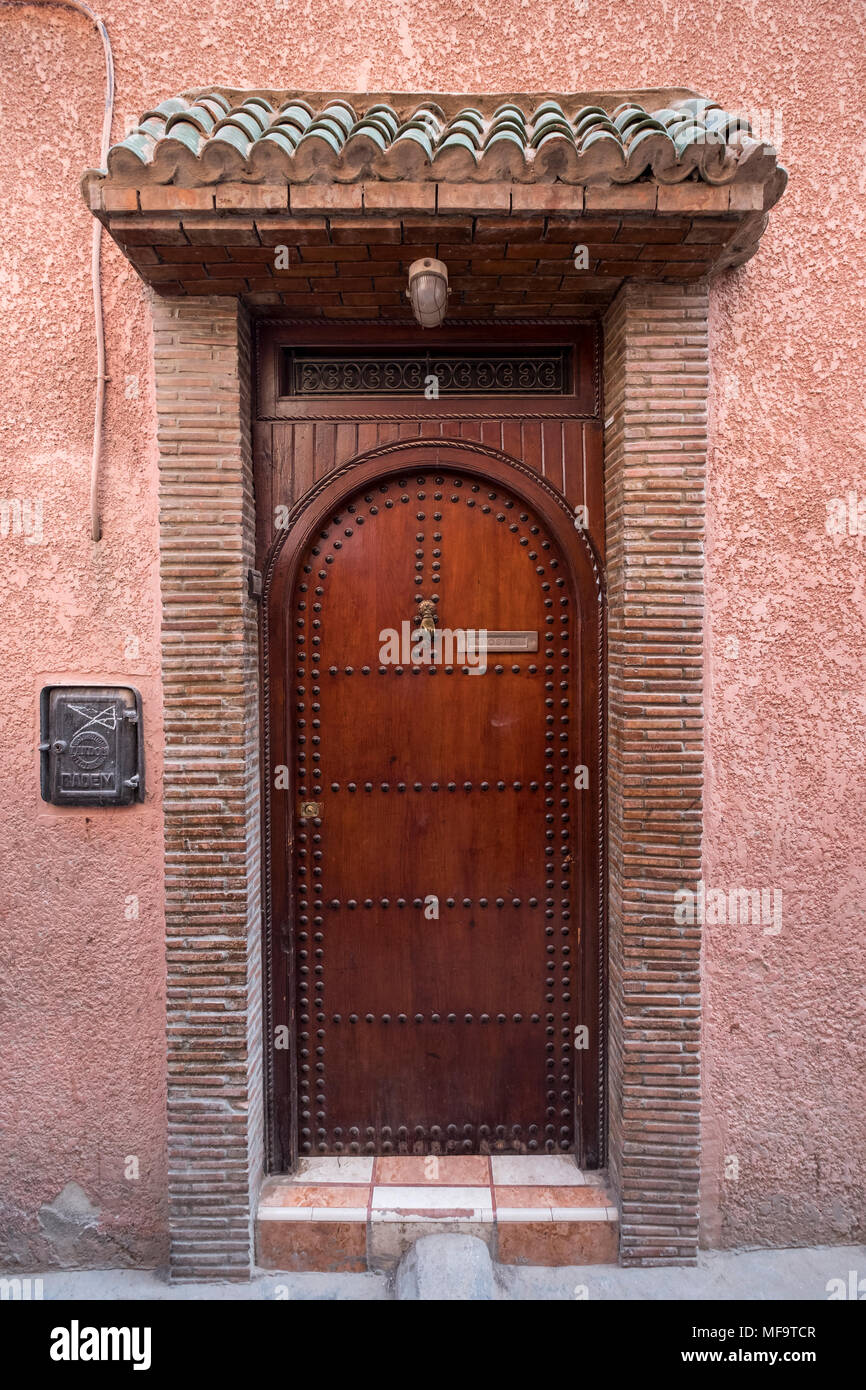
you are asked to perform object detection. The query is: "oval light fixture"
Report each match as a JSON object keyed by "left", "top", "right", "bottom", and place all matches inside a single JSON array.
[{"left": 406, "top": 257, "right": 449, "bottom": 328}]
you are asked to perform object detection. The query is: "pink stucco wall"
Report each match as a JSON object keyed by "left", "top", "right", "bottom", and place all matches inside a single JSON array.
[{"left": 1, "top": 1, "right": 862, "bottom": 1265}]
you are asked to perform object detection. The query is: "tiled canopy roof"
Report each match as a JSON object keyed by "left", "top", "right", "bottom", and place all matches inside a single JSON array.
[
  {"left": 101, "top": 87, "right": 781, "bottom": 189},
  {"left": 81, "top": 88, "right": 786, "bottom": 315}
]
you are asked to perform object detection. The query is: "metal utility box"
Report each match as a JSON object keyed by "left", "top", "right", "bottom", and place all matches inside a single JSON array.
[{"left": 39, "top": 686, "right": 144, "bottom": 807}]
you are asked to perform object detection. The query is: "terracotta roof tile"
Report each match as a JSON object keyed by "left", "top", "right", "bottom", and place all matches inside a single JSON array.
[
  {"left": 100, "top": 88, "right": 782, "bottom": 190},
  {"left": 80, "top": 86, "right": 787, "bottom": 302}
]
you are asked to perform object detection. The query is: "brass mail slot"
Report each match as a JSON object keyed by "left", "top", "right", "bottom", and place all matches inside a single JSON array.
[{"left": 482, "top": 631, "right": 539, "bottom": 653}]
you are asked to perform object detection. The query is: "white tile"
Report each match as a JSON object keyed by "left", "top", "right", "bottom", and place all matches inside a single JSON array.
[
  {"left": 292, "top": 1156, "right": 374, "bottom": 1183},
  {"left": 309, "top": 1207, "right": 368, "bottom": 1222},
  {"left": 490, "top": 1155, "right": 585, "bottom": 1186},
  {"left": 496, "top": 1207, "right": 554, "bottom": 1222},
  {"left": 371, "top": 1185, "right": 493, "bottom": 1212},
  {"left": 372, "top": 1209, "right": 494, "bottom": 1224},
  {"left": 258, "top": 1207, "right": 313, "bottom": 1222},
  {"left": 549, "top": 1206, "right": 613, "bottom": 1222}
]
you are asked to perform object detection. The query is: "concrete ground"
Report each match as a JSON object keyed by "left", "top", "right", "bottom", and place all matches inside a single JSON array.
[{"left": 8, "top": 1244, "right": 865, "bottom": 1300}]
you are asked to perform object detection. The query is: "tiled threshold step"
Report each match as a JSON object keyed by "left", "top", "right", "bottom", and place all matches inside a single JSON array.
[{"left": 257, "top": 1155, "right": 618, "bottom": 1271}]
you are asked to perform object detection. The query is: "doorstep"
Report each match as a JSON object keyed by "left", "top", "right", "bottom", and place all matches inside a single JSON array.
[{"left": 256, "top": 1155, "right": 619, "bottom": 1271}]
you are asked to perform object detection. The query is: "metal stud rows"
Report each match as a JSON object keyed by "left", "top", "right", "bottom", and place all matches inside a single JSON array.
[{"left": 291, "top": 470, "right": 576, "bottom": 1155}]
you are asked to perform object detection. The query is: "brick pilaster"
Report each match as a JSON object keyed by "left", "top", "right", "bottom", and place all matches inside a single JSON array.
[
  {"left": 602, "top": 280, "right": 707, "bottom": 1265},
  {"left": 152, "top": 295, "right": 263, "bottom": 1280}
]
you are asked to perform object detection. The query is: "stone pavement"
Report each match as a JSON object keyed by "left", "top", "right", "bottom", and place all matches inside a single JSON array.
[{"left": 6, "top": 1243, "right": 864, "bottom": 1301}]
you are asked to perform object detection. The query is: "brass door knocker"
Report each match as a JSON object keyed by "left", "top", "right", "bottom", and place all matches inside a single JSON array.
[{"left": 418, "top": 598, "right": 437, "bottom": 636}]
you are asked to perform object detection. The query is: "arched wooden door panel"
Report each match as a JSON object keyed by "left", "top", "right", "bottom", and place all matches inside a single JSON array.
[{"left": 265, "top": 442, "right": 604, "bottom": 1167}]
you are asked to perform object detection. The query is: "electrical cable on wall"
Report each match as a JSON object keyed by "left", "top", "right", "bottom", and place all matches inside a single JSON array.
[{"left": 3, "top": 0, "right": 114, "bottom": 541}]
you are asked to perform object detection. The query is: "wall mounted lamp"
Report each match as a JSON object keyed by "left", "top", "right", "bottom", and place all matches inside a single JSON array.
[{"left": 406, "top": 257, "right": 449, "bottom": 328}]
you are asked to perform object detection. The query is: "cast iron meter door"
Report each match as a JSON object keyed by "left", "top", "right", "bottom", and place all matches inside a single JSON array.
[{"left": 40, "top": 686, "right": 144, "bottom": 807}]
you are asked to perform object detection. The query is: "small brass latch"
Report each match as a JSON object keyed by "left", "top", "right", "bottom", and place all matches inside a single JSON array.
[{"left": 299, "top": 800, "right": 322, "bottom": 820}]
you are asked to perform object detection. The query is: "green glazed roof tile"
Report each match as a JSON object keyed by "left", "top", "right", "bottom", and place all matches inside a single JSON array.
[{"left": 100, "top": 87, "right": 782, "bottom": 190}]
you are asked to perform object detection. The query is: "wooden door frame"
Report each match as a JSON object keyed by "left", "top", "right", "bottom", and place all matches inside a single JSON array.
[{"left": 262, "top": 437, "right": 607, "bottom": 1172}]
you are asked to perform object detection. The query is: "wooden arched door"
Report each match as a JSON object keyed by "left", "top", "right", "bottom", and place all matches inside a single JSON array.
[{"left": 266, "top": 443, "right": 603, "bottom": 1166}]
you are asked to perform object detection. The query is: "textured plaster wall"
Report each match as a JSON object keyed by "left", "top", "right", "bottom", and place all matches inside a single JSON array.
[
  {"left": 0, "top": 0, "right": 862, "bottom": 1265},
  {"left": 0, "top": 8, "right": 166, "bottom": 1267}
]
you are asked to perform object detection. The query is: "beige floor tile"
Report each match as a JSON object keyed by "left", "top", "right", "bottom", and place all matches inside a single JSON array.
[{"left": 491, "top": 1155, "right": 585, "bottom": 1185}]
